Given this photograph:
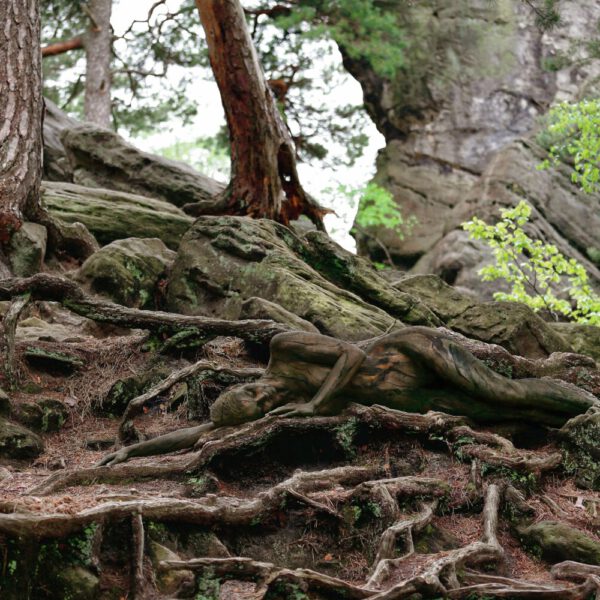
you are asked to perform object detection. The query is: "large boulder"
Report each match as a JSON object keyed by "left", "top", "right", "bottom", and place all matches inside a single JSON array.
[
  {"left": 0, "top": 419, "right": 43, "bottom": 459},
  {"left": 412, "top": 140, "right": 600, "bottom": 297},
  {"left": 348, "top": 0, "right": 600, "bottom": 295},
  {"left": 393, "top": 274, "right": 476, "bottom": 322},
  {"left": 61, "top": 125, "right": 225, "bottom": 207},
  {"left": 447, "top": 301, "right": 571, "bottom": 358},
  {"left": 76, "top": 238, "right": 175, "bottom": 308},
  {"left": 14, "top": 399, "right": 68, "bottom": 433},
  {"left": 166, "top": 217, "right": 438, "bottom": 341},
  {"left": 519, "top": 521, "right": 600, "bottom": 565},
  {"left": 42, "top": 181, "right": 193, "bottom": 249}
]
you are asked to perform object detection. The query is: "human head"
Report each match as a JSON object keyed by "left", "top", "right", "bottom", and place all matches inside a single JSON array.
[{"left": 209, "top": 382, "right": 277, "bottom": 427}]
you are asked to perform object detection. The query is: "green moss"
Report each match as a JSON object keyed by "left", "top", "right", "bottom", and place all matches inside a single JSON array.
[{"left": 335, "top": 418, "right": 358, "bottom": 458}]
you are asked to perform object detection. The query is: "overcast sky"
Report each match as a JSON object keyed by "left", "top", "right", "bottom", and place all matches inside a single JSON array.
[{"left": 111, "top": 0, "right": 385, "bottom": 250}]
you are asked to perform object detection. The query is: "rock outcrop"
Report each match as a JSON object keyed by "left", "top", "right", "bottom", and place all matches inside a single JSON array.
[
  {"left": 166, "top": 216, "right": 440, "bottom": 341},
  {"left": 42, "top": 181, "right": 193, "bottom": 249},
  {"left": 349, "top": 0, "right": 600, "bottom": 293},
  {"left": 76, "top": 237, "right": 175, "bottom": 308}
]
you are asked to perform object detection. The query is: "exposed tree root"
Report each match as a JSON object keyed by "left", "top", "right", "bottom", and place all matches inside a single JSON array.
[
  {"left": 131, "top": 511, "right": 145, "bottom": 599},
  {"left": 0, "top": 273, "right": 289, "bottom": 344},
  {"left": 4, "top": 402, "right": 597, "bottom": 599},
  {"left": 551, "top": 560, "right": 600, "bottom": 581},
  {"left": 30, "top": 404, "right": 568, "bottom": 501},
  {"left": 367, "top": 501, "right": 437, "bottom": 587},
  {"left": 1, "top": 293, "right": 29, "bottom": 387},
  {"left": 28, "top": 462, "right": 188, "bottom": 496}
]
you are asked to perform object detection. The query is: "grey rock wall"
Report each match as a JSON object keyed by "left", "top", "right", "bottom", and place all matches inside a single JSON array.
[{"left": 349, "top": 0, "right": 600, "bottom": 292}]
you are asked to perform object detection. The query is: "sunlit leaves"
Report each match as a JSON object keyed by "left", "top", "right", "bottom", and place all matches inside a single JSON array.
[
  {"left": 539, "top": 99, "right": 600, "bottom": 194},
  {"left": 463, "top": 201, "right": 600, "bottom": 325}
]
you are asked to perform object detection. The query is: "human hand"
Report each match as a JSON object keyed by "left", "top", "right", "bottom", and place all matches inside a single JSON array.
[{"left": 268, "top": 402, "right": 315, "bottom": 418}]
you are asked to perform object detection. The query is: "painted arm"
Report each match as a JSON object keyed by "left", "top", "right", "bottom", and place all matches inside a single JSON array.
[{"left": 268, "top": 332, "right": 366, "bottom": 417}]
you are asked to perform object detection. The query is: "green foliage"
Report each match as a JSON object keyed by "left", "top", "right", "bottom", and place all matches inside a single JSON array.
[
  {"left": 194, "top": 568, "right": 220, "bottom": 600},
  {"left": 463, "top": 201, "right": 600, "bottom": 325},
  {"left": 539, "top": 99, "right": 600, "bottom": 194},
  {"left": 335, "top": 417, "right": 358, "bottom": 457},
  {"left": 521, "top": 0, "right": 561, "bottom": 29},
  {"left": 41, "top": 0, "right": 204, "bottom": 133},
  {"left": 355, "top": 183, "right": 409, "bottom": 232},
  {"left": 273, "top": 0, "right": 405, "bottom": 79},
  {"left": 335, "top": 182, "right": 415, "bottom": 240}
]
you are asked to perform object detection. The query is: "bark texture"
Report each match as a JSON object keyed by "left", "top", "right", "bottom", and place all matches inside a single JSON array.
[
  {"left": 195, "top": 0, "right": 324, "bottom": 226},
  {"left": 0, "top": 0, "right": 42, "bottom": 239},
  {"left": 84, "top": 0, "right": 113, "bottom": 127}
]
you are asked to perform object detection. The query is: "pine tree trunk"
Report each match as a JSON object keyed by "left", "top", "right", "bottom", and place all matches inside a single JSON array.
[
  {"left": 84, "top": 0, "right": 113, "bottom": 128},
  {"left": 195, "top": 0, "right": 324, "bottom": 226},
  {"left": 0, "top": 0, "right": 43, "bottom": 241}
]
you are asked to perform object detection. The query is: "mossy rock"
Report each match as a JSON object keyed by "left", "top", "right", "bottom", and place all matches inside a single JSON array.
[
  {"left": 42, "top": 181, "right": 193, "bottom": 250},
  {"left": 7, "top": 222, "right": 47, "bottom": 276},
  {"left": 61, "top": 124, "right": 224, "bottom": 207},
  {"left": 97, "top": 366, "right": 171, "bottom": 417},
  {"left": 149, "top": 541, "right": 194, "bottom": 595},
  {"left": 393, "top": 274, "right": 476, "bottom": 322},
  {"left": 24, "top": 347, "right": 85, "bottom": 373},
  {"left": 15, "top": 399, "right": 68, "bottom": 433},
  {"left": 55, "top": 566, "right": 99, "bottom": 600},
  {"left": 76, "top": 237, "right": 175, "bottom": 308},
  {"left": 0, "top": 418, "right": 43, "bottom": 459},
  {"left": 413, "top": 523, "right": 461, "bottom": 554},
  {"left": 560, "top": 409, "right": 600, "bottom": 490},
  {"left": 447, "top": 301, "right": 571, "bottom": 358},
  {"left": 519, "top": 520, "right": 600, "bottom": 565},
  {"left": 549, "top": 322, "right": 600, "bottom": 363},
  {"left": 167, "top": 217, "right": 437, "bottom": 341}
]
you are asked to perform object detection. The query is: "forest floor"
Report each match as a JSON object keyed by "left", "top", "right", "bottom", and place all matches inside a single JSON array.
[{"left": 1, "top": 302, "right": 599, "bottom": 599}]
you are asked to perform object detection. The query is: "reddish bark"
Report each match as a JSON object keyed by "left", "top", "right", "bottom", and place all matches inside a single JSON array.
[
  {"left": 195, "top": 0, "right": 325, "bottom": 227},
  {"left": 42, "top": 36, "right": 84, "bottom": 57}
]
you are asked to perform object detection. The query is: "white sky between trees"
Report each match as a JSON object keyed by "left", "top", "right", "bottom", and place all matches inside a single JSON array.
[{"left": 111, "top": 0, "right": 385, "bottom": 251}]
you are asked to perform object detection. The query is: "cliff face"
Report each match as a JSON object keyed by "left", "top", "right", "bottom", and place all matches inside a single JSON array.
[{"left": 349, "top": 0, "right": 600, "bottom": 295}]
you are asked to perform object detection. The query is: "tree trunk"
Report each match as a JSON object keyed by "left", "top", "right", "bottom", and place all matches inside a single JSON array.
[
  {"left": 84, "top": 0, "right": 113, "bottom": 128},
  {"left": 0, "top": 0, "right": 43, "bottom": 241},
  {"left": 195, "top": 0, "right": 325, "bottom": 227}
]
